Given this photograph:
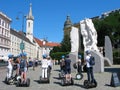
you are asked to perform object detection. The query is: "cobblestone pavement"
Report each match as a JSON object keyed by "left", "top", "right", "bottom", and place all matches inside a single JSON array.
[{"left": 0, "top": 65, "right": 120, "bottom": 90}]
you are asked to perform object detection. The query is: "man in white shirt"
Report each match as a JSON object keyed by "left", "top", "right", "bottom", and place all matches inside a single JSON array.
[{"left": 85, "top": 50, "right": 94, "bottom": 83}]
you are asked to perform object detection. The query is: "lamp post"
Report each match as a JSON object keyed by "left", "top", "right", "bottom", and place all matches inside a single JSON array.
[{"left": 16, "top": 12, "right": 26, "bottom": 53}]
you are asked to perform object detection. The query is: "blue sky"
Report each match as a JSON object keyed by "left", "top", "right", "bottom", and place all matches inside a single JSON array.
[{"left": 0, "top": 0, "right": 120, "bottom": 43}]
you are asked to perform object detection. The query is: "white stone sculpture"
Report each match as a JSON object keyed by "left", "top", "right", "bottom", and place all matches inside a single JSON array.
[
  {"left": 80, "top": 18, "right": 99, "bottom": 52},
  {"left": 70, "top": 27, "right": 79, "bottom": 52}
]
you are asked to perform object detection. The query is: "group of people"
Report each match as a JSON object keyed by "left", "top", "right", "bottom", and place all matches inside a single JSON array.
[
  {"left": 6, "top": 50, "right": 95, "bottom": 85},
  {"left": 60, "top": 50, "right": 95, "bottom": 83},
  {"left": 6, "top": 52, "right": 28, "bottom": 84}
]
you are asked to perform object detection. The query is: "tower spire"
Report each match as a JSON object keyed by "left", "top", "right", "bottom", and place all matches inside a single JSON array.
[{"left": 26, "top": 3, "right": 34, "bottom": 20}]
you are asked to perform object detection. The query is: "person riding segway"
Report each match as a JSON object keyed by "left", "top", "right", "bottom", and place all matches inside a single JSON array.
[
  {"left": 75, "top": 55, "right": 83, "bottom": 80},
  {"left": 61, "top": 54, "right": 74, "bottom": 86},
  {"left": 16, "top": 52, "right": 30, "bottom": 87},
  {"left": 59, "top": 55, "right": 65, "bottom": 79},
  {"left": 39, "top": 54, "right": 50, "bottom": 83},
  {"left": 5, "top": 54, "right": 15, "bottom": 85},
  {"left": 83, "top": 50, "right": 97, "bottom": 89}
]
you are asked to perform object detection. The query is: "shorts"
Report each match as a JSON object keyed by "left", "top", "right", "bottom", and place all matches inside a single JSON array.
[
  {"left": 65, "top": 68, "right": 71, "bottom": 74},
  {"left": 20, "top": 67, "right": 27, "bottom": 72}
]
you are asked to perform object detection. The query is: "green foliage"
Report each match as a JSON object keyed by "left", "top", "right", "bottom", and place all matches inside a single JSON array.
[
  {"left": 50, "top": 34, "right": 71, "bottom": 60},
  {"left": 113, "top": 49, "right": 120, "bottom": 64},
  {"left": 93, "top": 11, "right": 120, "bottom": 47},
  {"left": 60, "top": 34, "right": 71, "bottom": 52},
  {"left": 50, "top": 52, "right": 69, "bottom": 60}
]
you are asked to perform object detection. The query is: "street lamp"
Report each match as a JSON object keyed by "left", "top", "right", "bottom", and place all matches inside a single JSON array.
[{"left": 16, "top": 12, "right": 26, "bottom": 53}]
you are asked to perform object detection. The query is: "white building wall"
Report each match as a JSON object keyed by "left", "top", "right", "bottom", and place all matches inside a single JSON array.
[{"left": 0, "top": 12, "right": 11, "bottom": 61}]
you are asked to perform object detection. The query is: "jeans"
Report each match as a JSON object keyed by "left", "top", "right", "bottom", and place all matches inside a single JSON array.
[{"left": 87, "top": 67, "right": 94, "bottom": 82}]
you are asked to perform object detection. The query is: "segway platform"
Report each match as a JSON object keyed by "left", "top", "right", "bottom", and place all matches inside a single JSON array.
[
  {"left": 84, "top": 79, "right": 97, "bottom": 89},
  {"left": 4, "top": 77, "right": 14, "bottom": 85},
  {"left": 61, "top": 77, "right": 74, "bottom": 86},
  {"left": 39, "top": 76, "right": 50, "bottom": 83},
  {"left": 16, "top": 78, "right": 30, "bottom": 87}
]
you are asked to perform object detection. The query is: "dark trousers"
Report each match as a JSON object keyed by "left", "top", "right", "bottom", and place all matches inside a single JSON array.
[{"left": 87, "top": 67, "right": 94, "bottom": 82}]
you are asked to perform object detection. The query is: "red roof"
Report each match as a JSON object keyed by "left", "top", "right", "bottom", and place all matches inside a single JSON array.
[
  {"left": 34, "top": 37, "right": 60, "bottom": 47},
  {"left": 34, "top": 37, "right": 43, "bottom": 46},
  {"left": 45, "top": 42, "right": 60, "bottom": 47}
]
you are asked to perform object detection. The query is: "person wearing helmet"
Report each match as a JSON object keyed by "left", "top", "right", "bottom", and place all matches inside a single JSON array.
[
  {"left": 64, "top": 54, "right": 71, "bottom": 81},
  {"left": 85, "top": 50, "right": 95, "bottom": 83},
  {"left": 60, "top": 55, "right": 65, "bottom": 71},
  {"left": 6, "top": 54, "right": 14, "bottom": 80},
  {"left": 41, "top": 54, "right": 49, "bottom": 79},
  {"left": 19, "top": 52, "right": 28, "bottom": 83}
]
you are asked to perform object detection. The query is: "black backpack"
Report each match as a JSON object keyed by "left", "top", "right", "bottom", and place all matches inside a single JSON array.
[{"left": 89, "top": 56, "right": 95, "bottom": 65}]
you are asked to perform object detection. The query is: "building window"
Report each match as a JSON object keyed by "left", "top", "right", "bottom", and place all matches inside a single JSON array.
[
  {"left": 2, "top": 21, "right": 4, "bottom": 27},
  {"left": 0, "top": 27, "right": 1, "bottom": 34},
  {"left": 28, "top": 22, "right": 30, "bottom": 27},
  {"left": 0, "top": 19, "right": 1, "bottom": 25}
]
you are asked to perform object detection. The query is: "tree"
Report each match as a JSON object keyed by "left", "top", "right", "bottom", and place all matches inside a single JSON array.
[{"left": 60, "top": 34, "right": 71, "bottom": 52}]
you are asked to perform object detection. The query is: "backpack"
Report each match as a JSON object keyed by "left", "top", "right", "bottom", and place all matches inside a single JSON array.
[
  {"left": 20, "top": 59, "right": 26, "bottom": 68},
  {"left": 89, "top": 56, "right": 95, "bottom": 65}
]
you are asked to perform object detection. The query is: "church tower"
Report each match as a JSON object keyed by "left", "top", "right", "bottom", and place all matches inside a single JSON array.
[
  {"left": 63, "top": 15, "right": 72, "bottom": 36},
  {"left": 26, "top": 3, "right": 34, "bottom": 42}
]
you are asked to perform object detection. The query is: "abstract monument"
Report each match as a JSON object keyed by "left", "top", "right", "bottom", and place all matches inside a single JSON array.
[{"left": 80, "top": 18, "right": 104, "bottom": 73}]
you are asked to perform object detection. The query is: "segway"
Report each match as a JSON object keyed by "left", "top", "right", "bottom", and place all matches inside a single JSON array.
[
  {"left": 4, "top": 70, "right": 17, "bottom": 85},
  {"left": 39, "top": 68, "right": 50, "bottom": 83},
  {"left": 59, "top": 70, "right": 65, "bottom": 79},
  {"left": 4, "top": 76, "right": 15, "bottom": 85},
  {"left": 73, "top": 63, "right": 83, "bottom": 80},
  {"left": 84, "top": 79, "right": 97, "bottom": 89},
  {"left": 61, "top": 76, "right": 74, "bottom": 86},
  {"left": 16, "top": 76, "right": 30, "bottom": 87}
]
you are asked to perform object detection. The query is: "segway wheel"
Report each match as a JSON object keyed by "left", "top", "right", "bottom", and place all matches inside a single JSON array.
[
  {"left": 26, "top": 78, "right": 30, "bottom": 87},
  {"left": 71, "top": 78, "right": 74, "bottom": 85},
  {"left": 16, "top": 79, "right": 21, "bottom": 87},
  {"left": 61, "top": 78, "right": 65, "bottom": 86},
  {"left": 4, "top": 77, "right": 8, "bottom": 84},
  {"left": 76, "top": 73, "right": 83, "bottom": 80},
  {"left": 92, "top": 79, "right": 97, "bottom": 87},
  {"left": 59, "top": 73, "right": 61, "bottom": 78},
  {"left": 84, "top": 80, "right": 90, "bottom": 89},
  {"left": 39, "top": 76, "right": 42, "bottom": 83},
  {"left": 47, "top": 79, "right": 50, "bottom": 83}
]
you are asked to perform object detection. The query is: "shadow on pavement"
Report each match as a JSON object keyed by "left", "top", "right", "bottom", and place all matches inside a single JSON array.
[
  {"left": 34, "top": 80, "right": 40, "bottom": 84},
  {"left": 53, "top": 77, "right": 61, "bottom": 80},
  {"left": 74, "top": 83, "right": 85, "bottom": 89},
  {"left": 53, "top": 82, "right": 61, "bottom": 86},
  {"left": 104, "top": 84, "right": 112, "bottom": 87},
  {"left": 54, "top": 69, "right": 60, "bottom": 72},
  {"left": 104, "top": 67, "right": 120, "bottom": 73}
]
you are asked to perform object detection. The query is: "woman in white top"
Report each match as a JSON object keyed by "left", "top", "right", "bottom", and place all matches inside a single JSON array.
[
  {"left": 41, "top": 55, "right": 49, "bottom": 78},
  {"left": 7, "top": 54, "right": 14, "bottom": 79},
  {"left": 85, "top": 50, "right": 94, "bottom": 83}
]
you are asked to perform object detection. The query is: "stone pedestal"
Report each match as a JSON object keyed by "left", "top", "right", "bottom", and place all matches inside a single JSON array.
[
  {"left": 69, "top": 52, "right": 78, "bottom": 73},
  {"left": 105, "top": 36, "right": 113, "bottom": 65},
  {"left": 91, "top": 51, "right": 104, "bottom": 73}
]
